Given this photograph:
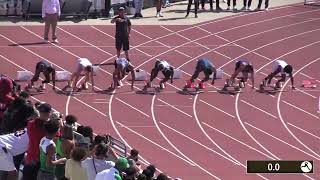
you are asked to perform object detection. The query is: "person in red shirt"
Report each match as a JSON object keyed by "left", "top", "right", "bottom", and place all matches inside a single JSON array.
[
  {"left": 22, "top": 103, "right": 52, "bottom": 180},
  {"left": 0, "top": 77, "right": 15, "bottom": 120}
]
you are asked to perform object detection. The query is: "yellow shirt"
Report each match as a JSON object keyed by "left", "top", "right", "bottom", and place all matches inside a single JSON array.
[{"left": 65, "top": 159, "right": 88, "bottom": 180}]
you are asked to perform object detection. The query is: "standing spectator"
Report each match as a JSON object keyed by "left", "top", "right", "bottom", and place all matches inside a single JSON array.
[
  {"left": 0, "top": 77, "right": 15, "bottom": 121},
  {"left": 126, "top": 149, "right": 140, "bottom": 171},
  {"left": 200, "top": 0, "right": 213, "bottom": 11},
  {"left": 111, "top": 7, "right": 131, "bottom": 61},
  {"left": 0, "top": 118, "right": 29, "bottom": 180},
  {"left": 42, "top": 0, "right": 60, "bottom": 43},
  {"left": 55, "top": 125, "right": 75, "bottom": 179},
  {"left": 186, "top": 0, "right": 199, "bottom": 18},
  {"left": 22, "top": 103, "right": 51, "bottom": 180},
  {"left": 65, "top": 114, "right": 78, "bottom": 131},
  {"left": 215, "top": 0, "right": 222, "bottom": 11},
  {"left": 26, "top": 60, "right": 56, "bottom": 91},
  {"left": 133, "top": 0, "right": 144, "bottom": 18},
  {"left": 37, "top": 119, "right": 66, "bottom": 180},
  {"left": 156, "top": 173, "right": 169, "bottom": 180},
  {"left": 65, "top": 147, "right": 88, "bottom": 180},
  {"left": 95, "top": 157, "right": 130, "bottom": 180},
  {"left": 227, "top": 0, "right": 237, "bottom": 10},
  {"left": 162, "top": 0, "right": 170, "bottom": 8},
  {"left": 257, "top": 0, "right": 269, "bottom": 10},
  {"left": 82, "top": 143, "right": 115, "bottom": 180},
  {"left": 155, "top": 0, "right": 163, "bottom": 17},
  {"left": 241, "top": 0, "right": 252, "bottom": 10}
]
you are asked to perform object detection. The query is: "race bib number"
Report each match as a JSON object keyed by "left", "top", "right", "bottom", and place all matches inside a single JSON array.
[{"left": 14, "top": 129, "right": 26, "bottom": 137}]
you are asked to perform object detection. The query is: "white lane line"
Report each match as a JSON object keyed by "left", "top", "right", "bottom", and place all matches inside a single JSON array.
[
  {"left": 177, "top": 33, "right": 191, "bottom": 41},
  {"left": 157, "top": 98, "right": 193, "bottom": 118},
  {"left": 90, "top": 26, "right": 115, "bottom": 39},
  {"left": 175, "top": 50, "right": 192, "bottom": 58},
  {"left": 116, "top": 121, "right": 196, "bottom": 166},
  {"left": 135, "top": 48, "right": 152, "bottom": 57},
  {"left": 132, "top": 28, "right": 153, "bottom": 40},
  {"left": 197, "top": 27, "right": 213, "bottom": 35},
  {"left": 202, "top": 122, "right": 275, "bottom": 160},
  {"left": 115, "top": 97, "right": 150, "bottom": 117},
  {"left": 240, "top": 100, "right": 278, "bottom": 119},
  {"left": 300, "top": 72, "right": 320, "bottom": 83},
  {"left": 244, "top": 121, "right": 320, "bottom": 161},
  {"left": 160, "top": 25, "right": 174, "bottom": 33},
  {"left": 287, "top": 122, "right": 320, "bottom": 141},
  {"left": 282, "top": 100, "right": 319, "bottom": 119},
  {"left": 58, "top": 27, "right": 113, "bottom": 56},
  {"left": 156, "top": 40, "right": 171, "bottom": 48},
  {"left": 200, "top": 99, "right": 235, "bottom": 118},
  {"left": 160, "top": 121, "right": 239, "bottom": 165}
]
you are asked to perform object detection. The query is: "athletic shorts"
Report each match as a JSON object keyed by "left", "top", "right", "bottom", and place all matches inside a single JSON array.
[
  {"left": 116, "top": 37, "right": 130, "bottom": 51},
  {"left": 0, "top": 147, "right": 15, "bottom": 171}
]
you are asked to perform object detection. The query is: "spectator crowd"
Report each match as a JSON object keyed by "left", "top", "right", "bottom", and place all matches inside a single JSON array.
[{"left": 0, "top": 75, "right": 175, "bottom": 180}]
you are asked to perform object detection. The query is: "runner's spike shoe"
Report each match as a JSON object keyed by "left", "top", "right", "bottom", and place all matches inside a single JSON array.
[
  {"left": 198, "top": 82, "right": 205, "bottom": 89},
  {"left": 185, "top": 80, "right": 195, "bottom": 88},
  {"left": 160, "top": 83, "right": 165, "bottom": 89}
]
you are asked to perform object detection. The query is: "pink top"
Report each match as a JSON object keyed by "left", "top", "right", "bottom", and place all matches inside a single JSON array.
[{"left": 42, "top": 0, "right": 61, "bottom": 18}]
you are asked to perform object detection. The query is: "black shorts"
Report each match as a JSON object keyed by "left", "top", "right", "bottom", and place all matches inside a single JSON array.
[
  {"left": 116, "top": 37, "right": 129, "bottom": 51},
  {"left": 162, "top": 69, "right": 172, "bottom": 79}
]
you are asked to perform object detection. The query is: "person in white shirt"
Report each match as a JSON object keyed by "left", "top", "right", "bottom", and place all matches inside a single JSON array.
[
  {"left": 95, "top": 157, "right": 129, "bottom": 180},
  {"left": 68, "top": 58, "right": 95, "bottom": 92},
  {"left": 112, "top": 58, "right": 135, "bottom": 90},
  {"left": 261, "top": 59, "right": 295, "bottom": 89},
  {"left": 145, "top": 59, "right": 174, "bottom": 90},
  {"left": 82, "top": 143, "right": 115, "bottom": 180},
  {"left": 42, "top": 0, "right": 61, "bottom": 43},
  {"left": 0, "top": 128, "right": 29, "bottom": 180}
]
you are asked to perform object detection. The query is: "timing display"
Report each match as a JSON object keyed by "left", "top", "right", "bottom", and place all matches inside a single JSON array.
[{"left": 247, "top": 160, "right": 313, "bottom": 174}]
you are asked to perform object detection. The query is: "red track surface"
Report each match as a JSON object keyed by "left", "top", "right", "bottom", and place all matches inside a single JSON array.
[{"left": 1, "top": 3, "right": 320, "bottom": 179}]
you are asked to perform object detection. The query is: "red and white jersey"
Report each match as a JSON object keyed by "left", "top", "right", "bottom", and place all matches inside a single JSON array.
[{"left": 0, "top": 128, "right": 29, "bottom": 156}]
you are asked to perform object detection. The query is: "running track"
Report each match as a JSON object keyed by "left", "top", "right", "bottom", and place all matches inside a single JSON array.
[{"left": 0, "top": 3, "right": 320, "bottom": 179}]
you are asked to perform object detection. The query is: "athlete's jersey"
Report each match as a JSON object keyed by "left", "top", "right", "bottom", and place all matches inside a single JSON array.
[
  {"left": 157, "top": 60, "right": 171, "bottom": 71},
  {"left": 115, "top": 58, "right": 129, "bottom": 70},
  {"left": 0, "top": 128, "right": 29, "bottom": 156},
  {"left": 272, "top": 60, "right": 288, "bottom": 73}
]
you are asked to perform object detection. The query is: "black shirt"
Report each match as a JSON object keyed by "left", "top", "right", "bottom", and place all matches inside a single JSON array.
[
  {"left": 37, "top": 60, "right": 54, "bottom": 73},
  {"left": 115, "top": 15, "right": 131, "bottom": 38}
]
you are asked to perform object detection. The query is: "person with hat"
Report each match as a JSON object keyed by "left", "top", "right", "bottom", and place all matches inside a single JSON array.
[
  {"left": 111, "top": 7, "right": 132, "bottom": 61},
  {"left": 95, "top": 157, "right": 130, "bottom": 180},
  {"left": 145, "top": 59, "right": 174, "bottom": 89},
  {"left": 22, "top": 103, "right": 52, "bottom": 180},
  {"left": 223, "top": 59, "right": 254, "bottom": 90},
  {"left": 260, "top": 59, "right": 295, "bottom": 90},
  {"left": 185, "top": 58, "right": 217, "bottom": 89},
  {"left": 68, "top": 58, "right": 95, "bottom": 92},
  {"left": 26, "top": 60, "right": 56, "bottom": 91},
  {"left": 112, "top": 58, "right": 135, "bottom": 90}
]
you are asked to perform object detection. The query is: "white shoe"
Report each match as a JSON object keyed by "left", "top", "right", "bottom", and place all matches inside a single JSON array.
[
  {"left": 160, "top": 83, "right": 165, "bottom": 89},
  {"left": 40, "top": 84, "right": 46, "bottom": 90},
  {"left": 265, "top": 7, "right": 269, "bottom": 11},
  {"left": 82, "top": 83, "right": 89, "bottom": 90},
  {"left": 156, "top": 12, "right": 163, "bottom": 17},
  {"left": 118, "top": 80, "right": 123, "bottom": 87},
  {"left": 233, "top": 6, "right": 237, "bottom": 11},
  {"left": 52, "top": 39, "right": 59, "bottom": 44}
]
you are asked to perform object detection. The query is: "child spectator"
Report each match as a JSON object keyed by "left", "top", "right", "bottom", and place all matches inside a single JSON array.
[{"left": 65, "top": 147, "right": 88, "bottom": 180}]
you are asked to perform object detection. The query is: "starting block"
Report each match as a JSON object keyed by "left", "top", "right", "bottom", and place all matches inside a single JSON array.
[
  {"left": 55, "top": 71, "right": 72, "bottom": 81},
  {"left": 134, "top": 69, "right": 148, "bottom": 81},
  {"left": 210, "top": 69, "right": 224, "bottom": 79},
  {"left": 302, "top": 80, "right": 317, "bottom": 88},
  {"left": 173, "top": 69, "right": 182, "bottom": 79},
  {"left": 16, "top": 71, "right": 33, "bottom": 81}
]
